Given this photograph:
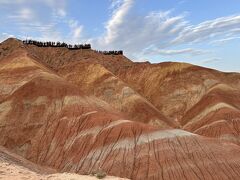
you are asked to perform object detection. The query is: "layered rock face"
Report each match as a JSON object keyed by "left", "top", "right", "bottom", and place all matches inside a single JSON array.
[
  {"left": 0, "top": 38, "right": 240, "bottom": 179},
  {"left": 115, "top": 62, "right": 240, "bottom": 145}
]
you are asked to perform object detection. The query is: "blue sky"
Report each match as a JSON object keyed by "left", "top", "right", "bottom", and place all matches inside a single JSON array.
[{"left": 0, "top": 0, "right": 240, "bottom": 72}]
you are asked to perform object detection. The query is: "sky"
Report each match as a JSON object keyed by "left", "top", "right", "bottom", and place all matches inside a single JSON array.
[{"left": 0, "top": 0, "right": 240, "bottom": 72}]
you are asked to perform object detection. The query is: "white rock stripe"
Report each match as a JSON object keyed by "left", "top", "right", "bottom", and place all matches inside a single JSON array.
[
  {"left": 185, "top": 102, "right": 238, "bottom": 128},
  {"left": 71, "top": 129, "right": 195, "bottom": 170}
]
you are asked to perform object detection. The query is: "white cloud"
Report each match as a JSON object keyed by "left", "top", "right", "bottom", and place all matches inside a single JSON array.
[
  {"left": 0, "top": 0, "right": 28, "bottom": 4},
  {"left": 199, "top": 57, "right": 222, "bottom": 64},
  {"left": 109, "top": 0, "right": 123, "bottom": 10},
  {"left": 172, "top": 15, "right": 240, "bottom": 45},
  {"left": 211, "top": 36, "right": 240, "bottom": 44},
  {"left": 8, "top": 8, "right": 35, "bottom": 21},
  {"left": 91, "top": 1, "right": 240, "bottom": 61},
  {"left": 73, "top": 26, "right": 83, "bottom": 39},
  {"left": 144, "top": 48, "right": 208, "bottom": 56},
  {"left": 229, "top": 28, "right": 240, "bottom": 34},
  {"left": 178, "top": 0, "right": 187, "bottom": 5},
  {"left": 67, "top": 19, "right": 84, "bottom": 43},
  {"left": 103, "top": 0, "right": 134, "bottom": 44},
  {"left": 0, "top": 33, "right": 15, "bottom": 42},
  {"left": 43, "top": 0, "right": 67, "bottom": 17},
  {"left": 0, "top": 0, "right": 86, "bottom": 43},
  {"left": 56, "top": 9, "right": 67, "bottom": 17},
  {"left": 93, "top": 5, "right": 188, "bottom": 57}
]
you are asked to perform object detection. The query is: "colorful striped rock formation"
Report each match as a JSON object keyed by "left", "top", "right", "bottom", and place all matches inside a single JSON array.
[{"left": 0, "top": 38, "right": 240, "bottom": 179}]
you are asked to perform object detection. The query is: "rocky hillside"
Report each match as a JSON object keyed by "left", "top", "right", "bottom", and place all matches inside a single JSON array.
[{"left": 0, "top": 38, "right": 240, "bottom": 179}]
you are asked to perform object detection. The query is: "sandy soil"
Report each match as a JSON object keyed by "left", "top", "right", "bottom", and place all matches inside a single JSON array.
[{"left": 0, "top": 161, "right": 127, "bottom": 180}]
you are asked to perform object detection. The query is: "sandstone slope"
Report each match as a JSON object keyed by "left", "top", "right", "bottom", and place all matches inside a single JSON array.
[
  {"left": 115, "top": 62, "right": 240, "bottom": 144},
  {"left": 0, "top": 38, "right": 240, "bottom": 180}
]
